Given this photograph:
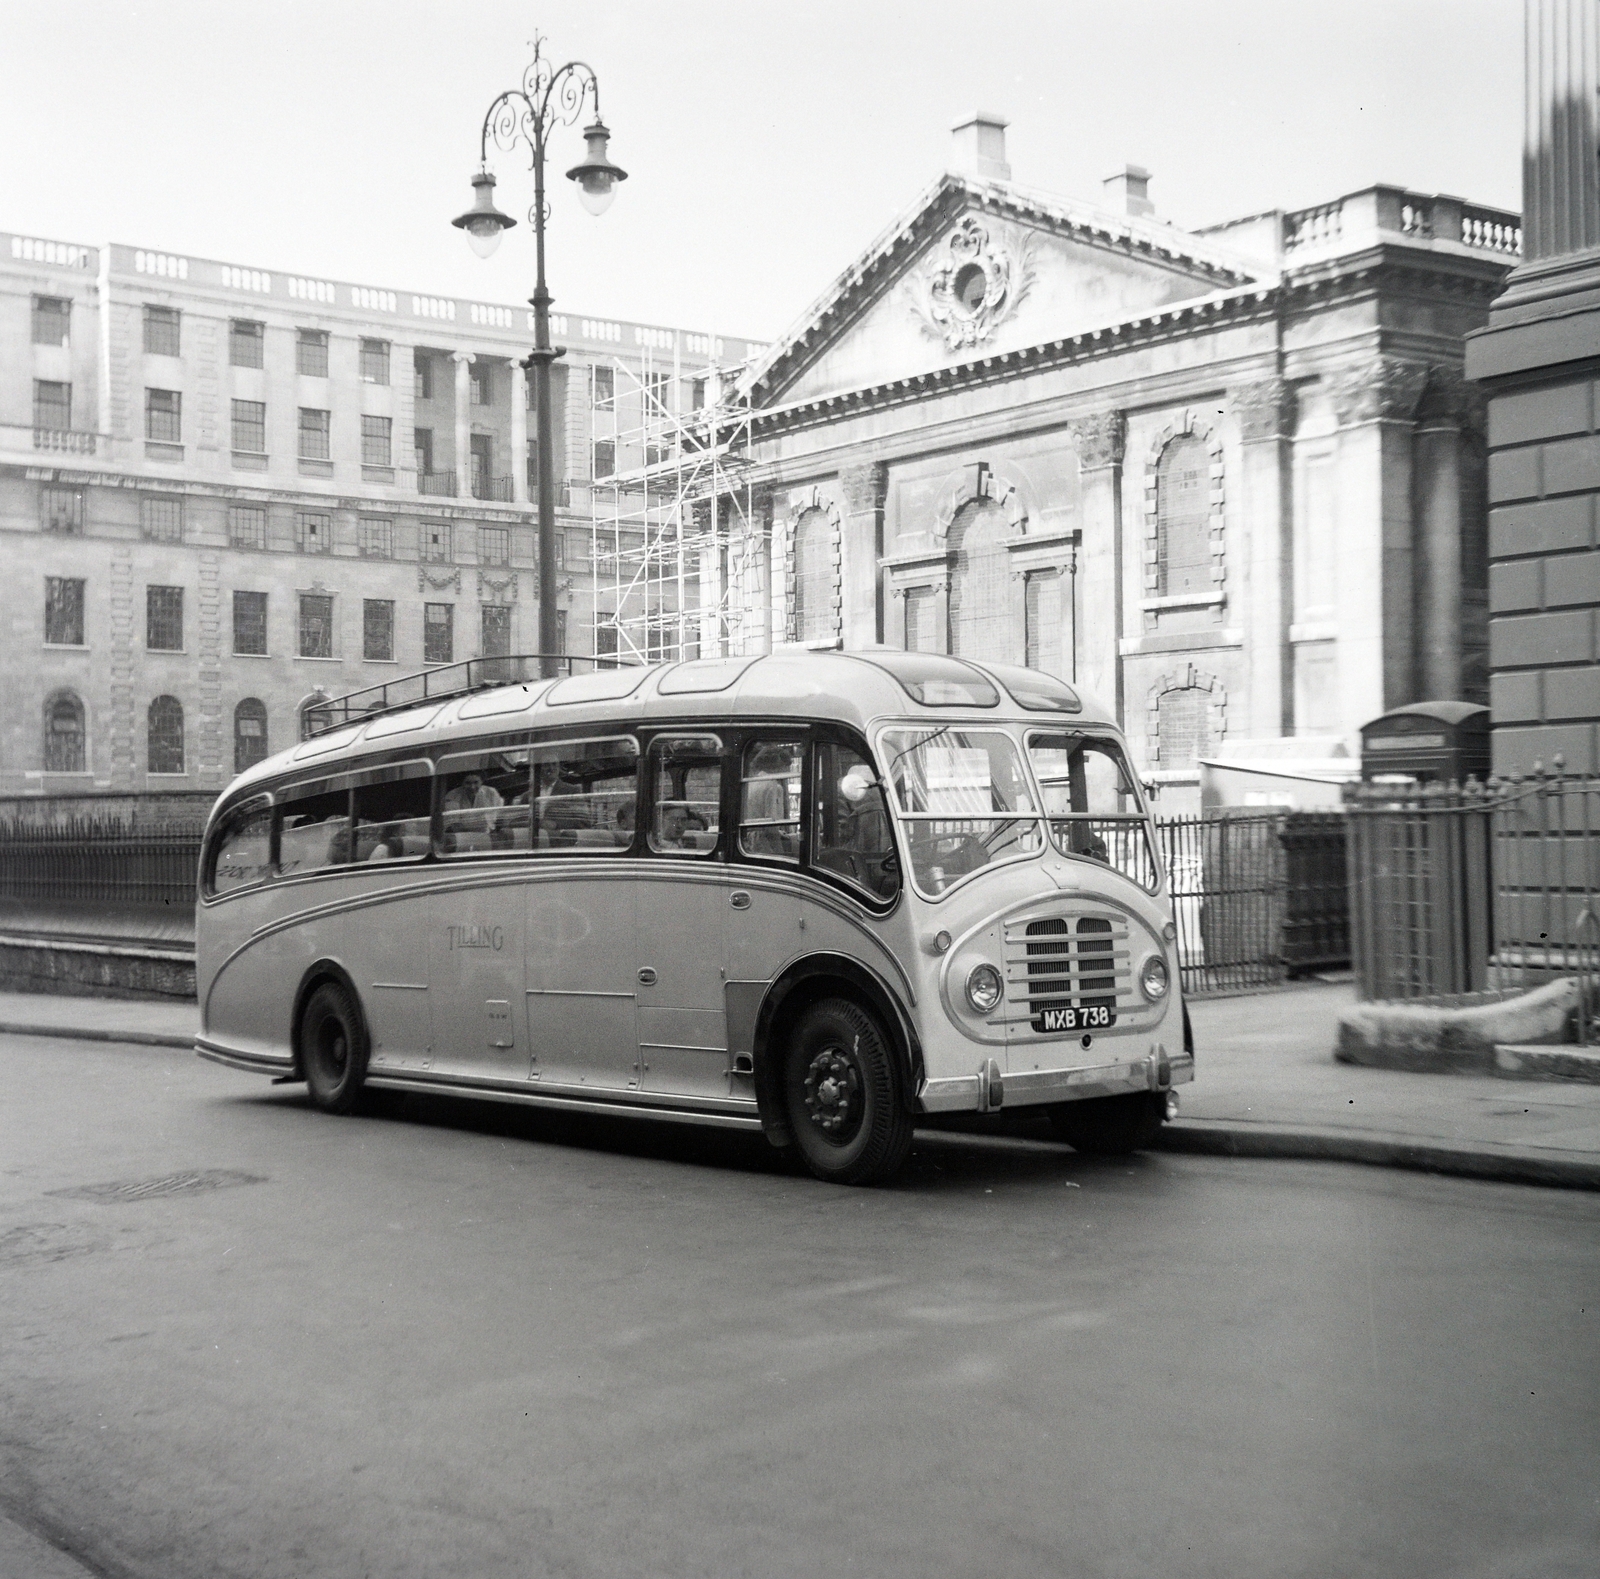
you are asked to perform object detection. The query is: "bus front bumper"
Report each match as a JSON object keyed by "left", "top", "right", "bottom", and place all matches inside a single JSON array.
[{"left": 917, "top": 1047, "right": 1193, "bottom": 1114}]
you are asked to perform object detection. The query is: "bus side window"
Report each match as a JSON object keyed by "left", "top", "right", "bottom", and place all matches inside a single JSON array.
[
  {"left": 813, "top": 742, "right": 899, "bottom": 901},
  {"left": 352, "top": 768, "right": 433, "bottom": 862},
  {"left": 206, "top": 799, "right": 272, "bottom": 896},
  {"left": 739, "top": 740, "right": 802, "bottom": 862},
  {"left": 277, "top": 786, "right": 351, "bottom": 875},
  {"left": 648, "top": 734, "right": 722, "bottom": 856},
  {"left": 526, "top": 736, "right": 639, "bottom": 852},
  {"left": 438, "top": 749, "right": 530, "bottom": 855}
]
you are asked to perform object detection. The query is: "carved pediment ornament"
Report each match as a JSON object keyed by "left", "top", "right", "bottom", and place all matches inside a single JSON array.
[{"left": 905, "top": 215, "right": 1036, "bottom": 352}]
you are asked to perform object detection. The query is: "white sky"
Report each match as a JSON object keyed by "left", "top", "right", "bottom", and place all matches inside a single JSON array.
[{"left": 0, "top": 0, "right": 1523, "bottom": 345}]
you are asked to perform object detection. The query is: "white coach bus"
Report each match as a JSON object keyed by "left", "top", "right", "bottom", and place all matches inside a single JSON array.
[{"left": 196, "top": 649, "right": 1191, "bottom": 1185}]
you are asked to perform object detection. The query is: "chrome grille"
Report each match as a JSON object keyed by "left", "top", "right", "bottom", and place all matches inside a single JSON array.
[{"left": 1005, "top": 912, "right": 1134, "bottom": 1030}]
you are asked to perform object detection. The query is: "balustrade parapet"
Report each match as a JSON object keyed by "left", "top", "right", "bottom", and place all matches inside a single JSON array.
[{"left": 1282, "top": 186, "right": 1522, "bottom": 261}]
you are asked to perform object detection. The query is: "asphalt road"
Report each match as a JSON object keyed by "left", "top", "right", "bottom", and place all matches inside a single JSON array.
[{"left": 2, "top": 1032, "right": 1597, "bottom": 1579}]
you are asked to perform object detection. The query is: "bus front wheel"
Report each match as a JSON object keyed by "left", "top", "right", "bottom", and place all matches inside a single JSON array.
[
  {"left": 783, "top": 998, "right": 913, "bottom": 1186},
  {"left": 1047, "top": 1092, "right": 1165, "bottom": 1154},
  {"left": 300, "top": 981, "right": 369, "bottom": 1115}
]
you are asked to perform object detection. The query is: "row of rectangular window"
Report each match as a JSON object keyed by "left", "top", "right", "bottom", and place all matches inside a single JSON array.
[
  {"left": 41, "top": 575, "right": 512, "bottom": 664},
  {"left": 34, "top": 489, "right": 525, "bottom": 565},
  {"left": 36, "top": 299, "right": 689, "bottom": 415},
  {"left": 134, "top": 391, "right": 393, "bottom": 464}
]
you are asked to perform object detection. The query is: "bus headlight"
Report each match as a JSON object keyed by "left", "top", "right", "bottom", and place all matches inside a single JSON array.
[
  {"left": 1139, "top": 955, "right": 1170, "bottom": 1002},
  {"left": 965, "top": 963, "right": 1004, "bottom": 1014}
]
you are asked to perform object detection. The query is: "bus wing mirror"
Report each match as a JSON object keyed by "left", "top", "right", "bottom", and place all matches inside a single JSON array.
[{"left": 840, "top": 767, "right": 878, "bottom": 804}]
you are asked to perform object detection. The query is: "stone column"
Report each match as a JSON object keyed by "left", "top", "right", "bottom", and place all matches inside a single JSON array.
[
  {"left": 511, "top": 361, "right": 529, "bottom": 506},
  {"left": 1525, "top": 0, "right": 1600, "bottom": 261},
  {"left": 1330, "top": 357, "right": 1429, "bottom": 732},
  {"left": 1413, "top": 371, "right": 1484, "bottom": 699},
  {"left": 452, "top": 351, "right": 474, "bottom": 498},
  {"left": 1231, "top": 377, "right": 1296, "bottom": 737},
  {"left": 839, "top": 461, "right": 889, "bottom": 647},
  {"left": 1068, "top": 412, "right": 1126, "bottom": 722}
]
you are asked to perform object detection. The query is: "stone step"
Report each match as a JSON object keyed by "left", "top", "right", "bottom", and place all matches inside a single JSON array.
[{"left": 1494, "top": 1043, "right": 1600, "bottom": 1083}]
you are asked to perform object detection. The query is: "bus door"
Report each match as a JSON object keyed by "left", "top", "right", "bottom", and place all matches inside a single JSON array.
[
  {"left": 633, "top": 733, "right": 732, "bottom": 1102},
  {"left": 522, "top": 735, "right": 641, "bottom": 1091},
  {"left": 429, "top": 746, "right": 532, "bottom": 1078}
]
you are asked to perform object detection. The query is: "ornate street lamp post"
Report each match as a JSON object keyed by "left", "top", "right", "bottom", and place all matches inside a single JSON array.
[{"left": 453, "top": 35, "right": 626, "bottom": 678}]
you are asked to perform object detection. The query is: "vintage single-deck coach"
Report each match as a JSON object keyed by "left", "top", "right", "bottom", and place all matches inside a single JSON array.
[{"left": 195, "top": 649, "right": 1192, "bottom": 1184}]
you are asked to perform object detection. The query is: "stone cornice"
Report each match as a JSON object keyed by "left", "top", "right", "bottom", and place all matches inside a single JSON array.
[{"left": 747, "top": 284, "right": 1282, "bottom": 440}]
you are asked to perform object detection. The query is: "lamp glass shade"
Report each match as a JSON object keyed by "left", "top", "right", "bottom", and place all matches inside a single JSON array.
[
  {"left": 577, "top": 175, "right": 616, "bottom": 217},
  {"left": 466, "top": 219, "right": 504, "bottom": 258},
  {"left": 565, "top": 120, "right": 627, "bottom": 218},
  {"left": 452, "top": 168, "right": 515, "bottom": 257}
]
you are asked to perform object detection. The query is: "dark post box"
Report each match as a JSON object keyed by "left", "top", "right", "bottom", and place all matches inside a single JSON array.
[{"left": 1359, "top": 701, "right": 1491, "bottom": 784}]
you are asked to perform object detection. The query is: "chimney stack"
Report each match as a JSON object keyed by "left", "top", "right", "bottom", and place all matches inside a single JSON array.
[
  {"left": 951, "top": 112, "right": 1011, "bottom": 183},
  {"left": 1103, "top": 164, "right": 1154, "bottom": 218}
]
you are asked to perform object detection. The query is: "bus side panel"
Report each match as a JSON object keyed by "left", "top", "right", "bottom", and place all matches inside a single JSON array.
[{"left": 204, "top": 927, "right": 307, "bottom": 1068}]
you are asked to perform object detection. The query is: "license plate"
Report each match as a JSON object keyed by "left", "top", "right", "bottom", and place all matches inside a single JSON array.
[{"left": 1036, "top": 1005, "right": 1116, "bottom": 1033}]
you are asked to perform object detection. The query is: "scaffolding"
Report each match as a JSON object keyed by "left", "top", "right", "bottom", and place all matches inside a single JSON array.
[{"left": 585, "top": 348, "right": 763, "bottom": 665}]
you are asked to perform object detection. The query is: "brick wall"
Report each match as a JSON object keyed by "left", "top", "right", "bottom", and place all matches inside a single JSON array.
[{"left": 1482, "top": 377, "right": 1600, "bottom": 773}]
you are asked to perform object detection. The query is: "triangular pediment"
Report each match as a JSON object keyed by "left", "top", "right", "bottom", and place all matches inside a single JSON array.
[{"left": 749, "top": 175, "right": 1265, "bottom": 408}]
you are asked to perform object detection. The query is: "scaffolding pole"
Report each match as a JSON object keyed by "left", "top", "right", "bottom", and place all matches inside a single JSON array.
[{"left": 586, "top": 349, "right": 761, "bottom": 666}]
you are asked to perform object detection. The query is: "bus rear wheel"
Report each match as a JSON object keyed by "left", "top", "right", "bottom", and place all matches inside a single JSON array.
[
  {"left": 1047, "top": 1092, "right": 1165, "bottom": 1155},
  {"left": 783, "top": 998, "right": 913, "bottom": 1186},
  {"left": 300, "top": 981, "right": 369, "bottom": 1115}
]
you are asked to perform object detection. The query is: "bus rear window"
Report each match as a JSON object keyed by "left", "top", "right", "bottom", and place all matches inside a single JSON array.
[{"left": 205, "top": 799, "right": 272, "bottom": 896}]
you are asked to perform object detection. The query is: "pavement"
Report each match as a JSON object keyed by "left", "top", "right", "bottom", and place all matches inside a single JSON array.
[{"left": 2, "top": 979, "right": 1599, "bottom": 1193}]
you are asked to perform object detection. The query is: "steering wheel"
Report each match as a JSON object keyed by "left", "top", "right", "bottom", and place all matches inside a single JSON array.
[{"left": 919, "top": 832, "right": 989, "bottom": 875}]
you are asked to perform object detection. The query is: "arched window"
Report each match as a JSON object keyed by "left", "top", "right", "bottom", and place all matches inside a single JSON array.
[
  {"left": 43, "top": 691, "right": 85, "bottom": 772},
  {"left": 234, "top": 698, "right": 268, "bottom": 774},
  {"left": 791, "top": 507, "right": 835, "bottom": 643},
  {"left": 148, "top": 695, "right": 184, "bottom": 775},
  {"left": 948, "top": 499, "right": 1015, "bottom": 663},
  {"left": 1156, "top": 686, "right": 1212, "bottom": 770},
  {"left": 1157, "top": 435, "right": 1212, "bottom": 597}
]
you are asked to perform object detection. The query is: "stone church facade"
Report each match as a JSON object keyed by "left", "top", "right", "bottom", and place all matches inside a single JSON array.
[{"left": 731, "top": 116, "right": 1520, "bottom": 803}]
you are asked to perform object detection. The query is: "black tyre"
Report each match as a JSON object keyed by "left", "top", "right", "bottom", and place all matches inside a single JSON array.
[
  {"left": 1047, "top": 1092, "right": 1165, "bottom": 1155},
  {"left": 783, "top": 998, "right": 913, "bottom": 1185},
  {"left": 300, "top": 981, "right": 369, "bottom": 1114}
]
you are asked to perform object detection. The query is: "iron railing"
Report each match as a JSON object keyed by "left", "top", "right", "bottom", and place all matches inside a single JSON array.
[
  {"left": 417, "top": 471, "right": 457, "bottom": 497},
  {"left": 1345, "top": 768, "right": 1599, "bottom": 1043},
  {"left": 1490, "top": 767, "right": 1600, "bottom": 1044},
  {"left": 301, "top": 653, "right": 627, "bottom": 737},
  {"left": 0, "top": 814, "right": 205, "bottom": 913}
]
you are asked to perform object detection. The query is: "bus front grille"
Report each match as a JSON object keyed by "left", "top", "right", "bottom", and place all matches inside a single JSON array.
[{"left": 1005, "top": 913, "right": 1133, "bottom": 1031}]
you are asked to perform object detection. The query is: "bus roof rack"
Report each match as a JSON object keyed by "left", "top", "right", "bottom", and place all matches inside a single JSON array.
[{"left": 299, "top": 654, "right": 635, "bottom": 740}]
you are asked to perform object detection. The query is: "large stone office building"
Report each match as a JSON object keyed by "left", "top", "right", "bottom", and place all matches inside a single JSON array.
[
  {"left": 731, "top": 117, "right": 1522, "bottom": 802},
  {"left": 1, "top": 229, "right": 756, "bottom": 795}
]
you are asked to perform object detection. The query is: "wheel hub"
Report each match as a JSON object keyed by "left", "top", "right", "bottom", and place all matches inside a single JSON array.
[{"left": 803, "top": 1047, "right": 860, "bottom": 1135}]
